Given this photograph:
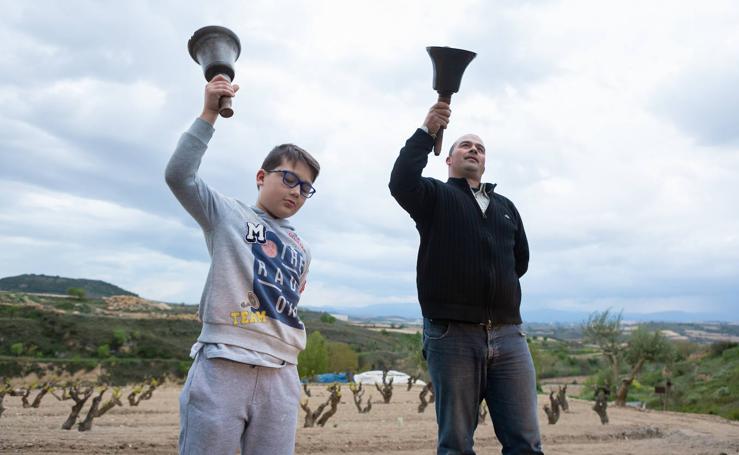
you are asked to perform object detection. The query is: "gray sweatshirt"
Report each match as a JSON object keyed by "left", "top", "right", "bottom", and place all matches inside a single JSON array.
[{"left": 165, "top": 118, "right": 309, "bottom": 364}]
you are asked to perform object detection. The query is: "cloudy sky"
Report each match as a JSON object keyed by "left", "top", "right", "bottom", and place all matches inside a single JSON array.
[{"left": 1, "top": 1, "right": 737, "bottom": 320}]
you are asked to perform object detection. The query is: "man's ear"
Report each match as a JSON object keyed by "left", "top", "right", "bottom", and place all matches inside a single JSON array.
[
  {"left": 445, "top": 156, "right": 452, "bottom": 166},
  {"left": 256, "top": 169, "right": 266, "bottom": 190}
]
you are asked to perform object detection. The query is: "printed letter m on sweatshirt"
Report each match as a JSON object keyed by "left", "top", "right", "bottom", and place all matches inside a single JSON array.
[{"left": 245, "top": 222, "right": 266, "bottom": 244}]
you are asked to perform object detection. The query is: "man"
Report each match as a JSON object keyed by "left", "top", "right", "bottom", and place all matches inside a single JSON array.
[{"left": 389, "top": 102, "right": 543, "bottom": 455}]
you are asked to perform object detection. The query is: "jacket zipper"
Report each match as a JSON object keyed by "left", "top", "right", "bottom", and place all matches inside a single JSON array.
[
  {"left": 487, "top": 191, "right": 496, "bottom": 324},
  {"left": 467, "top": 182, "right": 495, "bottom": 322}
]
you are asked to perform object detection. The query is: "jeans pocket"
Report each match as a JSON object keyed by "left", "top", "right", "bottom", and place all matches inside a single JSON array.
[{"left": 424, "top": 318, "right": 451, "bottom": 340}]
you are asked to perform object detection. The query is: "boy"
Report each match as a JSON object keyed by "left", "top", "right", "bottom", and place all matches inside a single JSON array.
[{"left": 166, "top": 74, "right": 320, "bottom": 455}]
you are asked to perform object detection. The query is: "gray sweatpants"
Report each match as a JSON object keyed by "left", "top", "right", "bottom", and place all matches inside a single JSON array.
[{"left": 179, "top": 352, "right": 301, "bottom": 455}]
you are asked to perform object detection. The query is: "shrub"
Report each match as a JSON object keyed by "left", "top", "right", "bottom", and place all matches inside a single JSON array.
[
  {"left": 357, "top": 350, "right": 404, "bottom": 371},
  {"left": 112, "top": 329, "right": 128, "bottom": 349},
  {"left": 97, "top": 344, "right": 111, "bottom": 358},
  {"left": 327, "top": 341, "right": 359, "bottom": 373},
  {"left": 714, "top": 386, "right": 730, "bottom": 398},
  {"left": 721, "top": 345, "right": 739, "bottom": 361},
  {"left": 67, "top": 288, "right": 86, "bottom": 300},
  {"left": 10, "top": 342, "right": 24, "bottom": 356},
  {"left": 319, "top": 313, "right": 336, "bottom": 324},
  {"left": 710, "top": 341, "right": 737, "bottom": 357},
  {"left": 298, "top": 331, "right": 329, "bottom": 378},
  {"left": 177, "top": 360, "right": 192, "bottom": 376}
]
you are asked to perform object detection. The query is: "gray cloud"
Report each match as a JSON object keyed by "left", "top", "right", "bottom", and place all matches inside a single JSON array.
[
  {"left": 1, "top": 1, "right": 737, "bottom": 320},
  {"left": 652, "top": 61, "right": 739, "bottom": 146}
]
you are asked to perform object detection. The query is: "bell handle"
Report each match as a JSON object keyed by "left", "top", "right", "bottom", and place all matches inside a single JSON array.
[
  {"left": 219, "top": 96, "right": 234, "bottom": 118},
  {"left": 217, "top": 74, "right": 235, "bottom": 118},
  {"left": 433, "top": 94, "right": 452, "bottom": 156}
]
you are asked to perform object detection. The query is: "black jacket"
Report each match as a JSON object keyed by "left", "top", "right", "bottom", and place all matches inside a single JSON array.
[{"left": 389, "top": 129, "right": 529, "bottom": 324}]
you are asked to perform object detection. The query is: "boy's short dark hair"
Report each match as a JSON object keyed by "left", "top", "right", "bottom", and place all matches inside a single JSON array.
[{"left": 261, "top": 144, "right": 320, "bottom": 181}]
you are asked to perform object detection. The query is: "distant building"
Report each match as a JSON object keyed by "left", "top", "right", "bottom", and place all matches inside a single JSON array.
[{"left": 330, "top": 313, "right": 349, "bottom": 321}]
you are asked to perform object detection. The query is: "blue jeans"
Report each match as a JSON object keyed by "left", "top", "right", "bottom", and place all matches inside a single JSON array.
[{"left": 423, "top": 318, "right": 543, "bottom": 455}]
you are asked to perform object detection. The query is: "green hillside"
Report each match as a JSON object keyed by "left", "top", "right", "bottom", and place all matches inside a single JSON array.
[
  {"left": 0, "top": 274, "right": 137, "bottom": 298},
  {"left": 0, "top": 291, "right": 420, "bottom": 385},
  {"left": 573, "top": 339, "right": 739, "bottom": 422},
  {"left": 623, "top": 342, "right": 739, "bottom": 421}
]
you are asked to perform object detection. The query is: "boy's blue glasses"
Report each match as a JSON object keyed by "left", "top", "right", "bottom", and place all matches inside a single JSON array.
[{"left": 265, "top": 169, "right": 316, "bottom": 198}]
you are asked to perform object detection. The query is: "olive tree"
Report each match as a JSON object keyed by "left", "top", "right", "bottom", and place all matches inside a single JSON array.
[{"left": 615, "top": 326, "right": 675, "bottom": 406}]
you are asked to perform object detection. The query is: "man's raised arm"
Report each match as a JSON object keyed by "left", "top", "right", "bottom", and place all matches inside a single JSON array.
[{"left": 388, "top": 102, "right": 450, "bottom": 222}]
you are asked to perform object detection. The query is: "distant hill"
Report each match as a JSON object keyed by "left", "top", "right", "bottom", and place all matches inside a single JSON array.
[
  {"left": 521, "top": 308, "right": 732, "bottom": 324},
  {"left": 307, "top": 303, "right": 734, "bottom": 324},
  {"left": 0, "top": 274, "right": 137, "bottom": 298},
  {"left": 304, "top": 304, "right": 423, "bottom": 321}
]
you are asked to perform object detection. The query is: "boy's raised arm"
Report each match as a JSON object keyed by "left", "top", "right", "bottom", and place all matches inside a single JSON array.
[{"left": 164, "top": 75, "right": 239, "bottom": 231}]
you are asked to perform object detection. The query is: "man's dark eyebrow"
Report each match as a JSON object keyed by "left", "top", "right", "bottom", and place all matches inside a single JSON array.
[{"left": 460, "top": 140, "right": 485, "bottom": 151}]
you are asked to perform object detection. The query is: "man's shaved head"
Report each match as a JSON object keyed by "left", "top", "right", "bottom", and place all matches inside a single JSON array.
[{"left": 446, "top": 134, "right": 486, "bottom": 184}]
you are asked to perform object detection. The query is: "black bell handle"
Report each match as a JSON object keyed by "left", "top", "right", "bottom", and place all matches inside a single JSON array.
[{"left": 433, "top": 94, "right": 452, "bottom": 156}]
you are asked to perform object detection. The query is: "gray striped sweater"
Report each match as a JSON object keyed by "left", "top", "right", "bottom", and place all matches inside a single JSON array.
[{"left": 165, "top": 118, "right": 309, "bottom": 364}]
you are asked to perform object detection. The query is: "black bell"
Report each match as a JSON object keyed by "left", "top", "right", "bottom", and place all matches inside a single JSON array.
[
  {"left": 427, "top": 46, "right": 477, "bottom": 97},
  {"left": 188, "top": 25, "right": 241, "bottom": 82},
  {"left": 426, "top": 46, "right": 477, "bottom": 155}
]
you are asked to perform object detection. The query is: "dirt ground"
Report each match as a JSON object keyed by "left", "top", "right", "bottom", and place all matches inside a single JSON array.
[{"left": 1, "top": 383, "right": 737, "bottom": 454}]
